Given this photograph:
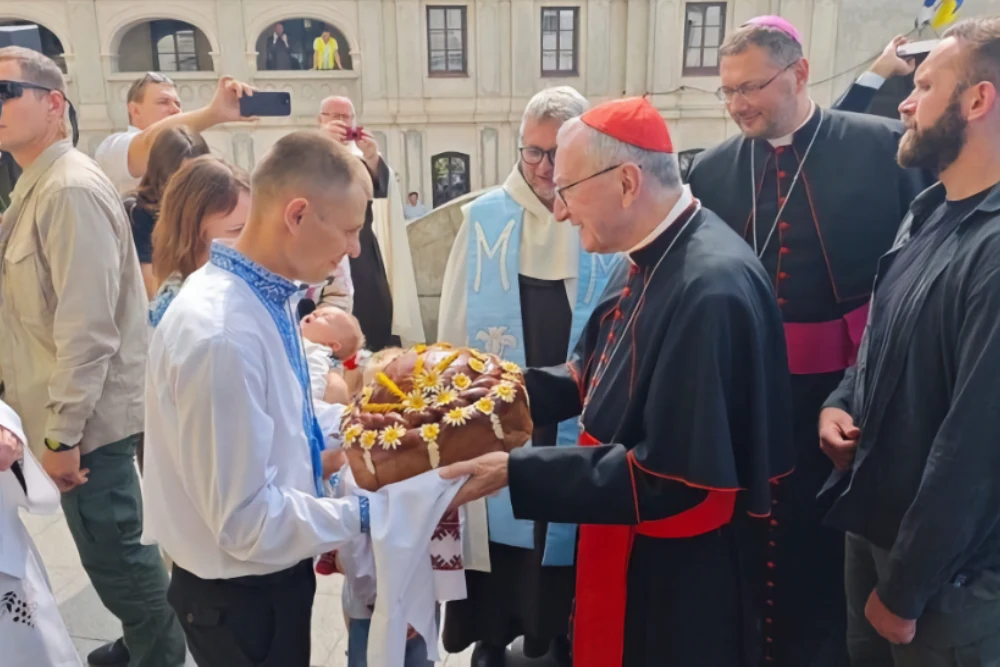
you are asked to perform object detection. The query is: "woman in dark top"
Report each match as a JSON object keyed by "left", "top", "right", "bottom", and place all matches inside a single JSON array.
[{"left": 124, "top": 125, "right": 210, "bottom": 297}]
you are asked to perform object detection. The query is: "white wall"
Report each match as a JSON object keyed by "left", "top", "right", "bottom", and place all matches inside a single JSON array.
[{"left": 5, "top": 0, "right": 1000, "bottom": 205}]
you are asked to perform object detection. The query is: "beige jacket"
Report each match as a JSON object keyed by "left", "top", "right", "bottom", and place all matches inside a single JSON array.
[{"left": 0, "top": 140, "right": 147, "bottom": 457}]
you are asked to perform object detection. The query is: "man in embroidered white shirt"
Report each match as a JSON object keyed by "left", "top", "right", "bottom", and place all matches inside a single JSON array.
[{"left": 143, "top": 130, "right": 373, "bottom": 666}]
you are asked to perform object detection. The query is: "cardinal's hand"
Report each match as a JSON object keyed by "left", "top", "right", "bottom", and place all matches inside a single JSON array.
[{"left": 441, "top": 451, "right": 509, "bottom": 512}]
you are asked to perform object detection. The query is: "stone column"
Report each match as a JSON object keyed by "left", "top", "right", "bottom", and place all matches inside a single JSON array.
[
  {"left": 510, "top": 0, "right": 536, "bottom": 99},
  {"left": 476, "top": 0, "right": 502, "bottom": 98},
  {"left": 392, "top": 0, "right": 424, "bottom": 100},
  {"left": 404, "top": 129, "right": 425, "bottom": 198},
  {"left": 586, "top": 0, "right": 613, "bottom": 97},
  {"left": 480, "top": 126, "right": 499, "bottom": 188},
  {"left": 624, "top": 0, "right": 650, "bottom": 96},
  {"left": 214, "top": 0, "right": 250, "bottom": 79},
  {"left": 66, "top": 0, "right": 113, "bottom": 131},
  {"left": 649, "top": 0, "right": 682, "bottom": 97}
]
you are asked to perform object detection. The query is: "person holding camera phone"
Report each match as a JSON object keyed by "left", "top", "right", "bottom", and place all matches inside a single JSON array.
[
  {"left": 834, "top": 36, "right": 921, "bottom": 113},
  {"left": 94, "top": 72, "right": 255, "bottom": 196},
  {"left": 316, "top": 96, "right": 424, "bottom": 352}
]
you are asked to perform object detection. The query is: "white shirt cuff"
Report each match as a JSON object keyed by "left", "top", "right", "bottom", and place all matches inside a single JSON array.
[{"left": 857, "top": 71, "right": 886, "bottom": 90}]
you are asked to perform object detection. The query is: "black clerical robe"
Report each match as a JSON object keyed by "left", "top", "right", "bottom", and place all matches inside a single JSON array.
[
  {"left": 687, "top": 106, "right": 930, "bottom": 666},
  {"left": 508, "top": 206, "right": 794, "bottom": 667},
  {"left": 350, "top": 157, "right": 399, "bottom": 352}
]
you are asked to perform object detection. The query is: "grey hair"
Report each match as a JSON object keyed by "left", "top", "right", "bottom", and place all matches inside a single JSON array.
[
  {"left": 320, "top": 95, "right": 355, "bottom": 114},
  {"left": 559, "top": 117, "right": 681, "bottom": 191},
  {"left": 719, "top": 24, "right": 803, "bottom": 68},
  {"left": 519, "top": 86, "right": 589, "bottom": 140},
  {"left": 0, "top": 46, "right": 65, "bottom": 94}
]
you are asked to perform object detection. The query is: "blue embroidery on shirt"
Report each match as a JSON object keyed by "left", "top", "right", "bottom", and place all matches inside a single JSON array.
[
  {"left": 148, "top": 277, "right": 183, "bottom": 328},
  {"left": 359, "top": 496, "right": 371, "bottom": 535},
  {"left": 210, "top": 243, "right": 326, "bottom": 496}
]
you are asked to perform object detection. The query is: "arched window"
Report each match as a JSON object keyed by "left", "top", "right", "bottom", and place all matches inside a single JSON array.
[
  {"left": 431, "top": 152, "right": 471, "bottom": 208},
  {"left": 0, "top": 20, "right": 66, "bottom": 72},
  {"left": 255, "top": 20, "right": 353, "bottom": 72},
  {"left": 117, "top": 20, "right": 212, "bottom": 72}
]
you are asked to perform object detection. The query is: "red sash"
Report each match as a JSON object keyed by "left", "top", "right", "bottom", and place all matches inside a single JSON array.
[
  {"left": 783, "top": 302, "right": 869, "bottom": 375},
  {"left": 572, "top": 432, "right": 737, "bottom": 666}
]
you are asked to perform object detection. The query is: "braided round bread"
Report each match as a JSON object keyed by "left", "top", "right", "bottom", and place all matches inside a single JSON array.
[{"left": 341, "top": 343, "right": 533, "bottom": 491}]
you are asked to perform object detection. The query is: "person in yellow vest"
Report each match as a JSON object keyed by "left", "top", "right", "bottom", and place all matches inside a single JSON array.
[{"left": 313, "top": 28, "right": 344, "bottom": 71}]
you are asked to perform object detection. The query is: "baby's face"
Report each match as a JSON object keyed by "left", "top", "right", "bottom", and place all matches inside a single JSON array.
[{"left": 302, "top": 307, "right": 362, "bottom": 359}]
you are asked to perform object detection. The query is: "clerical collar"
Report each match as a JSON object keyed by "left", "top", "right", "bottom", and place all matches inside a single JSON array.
[
  {"left": 209, "top": 242, "right": 299, "bottom": 307},
  {"left": 767, "top": 101, "right": 817, "bottom": 148},
  {"left": 626, "top": 185, "right": 696, "bottom": 260}
]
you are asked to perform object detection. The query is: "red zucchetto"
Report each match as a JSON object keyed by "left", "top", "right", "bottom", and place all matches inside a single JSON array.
[{"left": 579, "top": 96, "right": 674, "bottom": 153}]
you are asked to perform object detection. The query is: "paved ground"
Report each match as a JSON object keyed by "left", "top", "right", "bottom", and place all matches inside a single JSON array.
[{"left": 25, "top": 509, "right": 476, "bottom": 666}]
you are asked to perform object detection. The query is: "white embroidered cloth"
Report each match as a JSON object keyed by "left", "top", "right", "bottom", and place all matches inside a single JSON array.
[{"left": 336, "top": 467, "right": 468, "bottom": 666}]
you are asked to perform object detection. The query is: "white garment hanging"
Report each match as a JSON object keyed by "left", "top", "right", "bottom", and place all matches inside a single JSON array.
[{"left": 0, "top": 399, "right": 81, "bottom": 666}]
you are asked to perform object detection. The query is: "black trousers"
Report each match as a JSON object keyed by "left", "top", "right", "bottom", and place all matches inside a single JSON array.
[
  {"left": 167, "top": 560, "right": 316, "bottom": 667},
  {"left": 846, "top": 533, "right": 1000, "bottom": 667}
]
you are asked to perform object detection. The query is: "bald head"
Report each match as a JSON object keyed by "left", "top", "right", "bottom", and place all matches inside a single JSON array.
[
  {"left": 242, "top": 130, "right": 371, "bottom": 284},
  {"left": 319, "top": 96, "right": 356, "bottom": 127}
]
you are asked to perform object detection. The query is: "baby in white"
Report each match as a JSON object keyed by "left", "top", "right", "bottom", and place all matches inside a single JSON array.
[{"left": 301, "top": 306, "right": 365, "bottom": 406}]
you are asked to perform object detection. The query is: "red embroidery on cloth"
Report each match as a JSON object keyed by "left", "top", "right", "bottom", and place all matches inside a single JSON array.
[{"left": 430, "top": 508, "right": 462, "bottom": 572}]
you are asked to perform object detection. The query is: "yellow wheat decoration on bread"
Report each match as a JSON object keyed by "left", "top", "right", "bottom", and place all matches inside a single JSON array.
[
  {"left": 375, "top": 372, "right": 408, "bottom": 401},
  {"left": 361, "top": 403, "right": 405, "bottom": 414},
  {"left": 433, "top": 350, "right": 462, "bottom": 374},
  {"left": 351, "top": 345, "right": 516, "bottom": 473}
]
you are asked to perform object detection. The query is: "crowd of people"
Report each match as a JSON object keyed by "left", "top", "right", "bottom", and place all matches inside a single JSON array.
[{"left": 2, "top": 12, "right": 1000, "bottom": 667}]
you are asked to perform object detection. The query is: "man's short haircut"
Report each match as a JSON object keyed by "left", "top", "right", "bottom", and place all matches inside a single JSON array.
[
  {"left": 126, "top": 72, "right": 175, "bottom": 106},
  {"left": 0, "top": 46, "right": 66, "bottom": 94},
  {"left": 408, "top": 191, "right": 418, "bottom": 197},
  {"left": 719, "top": 24, "right": 804, "bottom": 68},
  {"left": 944, "top": 18, "right": 1000, "bottom": 91},
  {"left": 520, "top": 86, "right": 589, "bottom": 140},
  {"left": 252, "top": 130, "right": 371, "bottom": 203}
]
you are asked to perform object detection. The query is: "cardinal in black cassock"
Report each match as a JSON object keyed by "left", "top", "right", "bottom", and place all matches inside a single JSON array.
[
  {"left": 443, "top": 97, "right": 795, "bottom": 667},
  {"left": 686, "top": 16, "right": 932, "bottom": 666}
]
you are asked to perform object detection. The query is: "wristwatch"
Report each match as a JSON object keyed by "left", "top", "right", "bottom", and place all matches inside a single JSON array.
[{"left": 44, "top": 437, "right": 77, "bottom": 453}]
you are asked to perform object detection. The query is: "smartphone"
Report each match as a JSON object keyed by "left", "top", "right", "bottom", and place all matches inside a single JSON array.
[
  {"left": 897, "top": 39, "right": 939, "bottom": 59},
  {"left": 239, "top": 91, "right": 291, "bottom": 117},
  {"left": 345, "top": 126, "right": 365, "bottom": 141}
]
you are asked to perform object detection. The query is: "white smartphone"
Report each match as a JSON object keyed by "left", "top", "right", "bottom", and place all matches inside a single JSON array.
[{"left": 896, "top": 39, "right": 940, "bottom": 58}]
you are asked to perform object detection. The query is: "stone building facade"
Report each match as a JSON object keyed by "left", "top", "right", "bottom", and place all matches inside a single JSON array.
[{"left": 0, "top": 0, "right": 996, "bottom": 209}]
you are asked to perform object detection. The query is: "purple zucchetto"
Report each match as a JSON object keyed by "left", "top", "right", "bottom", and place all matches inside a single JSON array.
[{"left": 742, "top": 15, "right": 803, "bottom": 44}]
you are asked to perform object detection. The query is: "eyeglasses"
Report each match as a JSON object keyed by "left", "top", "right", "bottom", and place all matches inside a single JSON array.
[
  {"left": 0, "top": 80, "right": 56, "bottom": 102},
  {"left": 519, "top": 146, "right": 557, "bottom": 166},
  {"left": 555, "top": 163, "right": 623, "bottom": 206},
  {"left": 715, "top": 61, "right": 798, "bottom": 103}
]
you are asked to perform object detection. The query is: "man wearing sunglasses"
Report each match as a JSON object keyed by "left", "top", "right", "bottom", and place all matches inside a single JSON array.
[
  {"left": 437, "top": 86, "right": 619, "bottom": 667},
  {"left": 94, "top": 71, "right": 254, "bottom": 195},
  {"left": 0, "top": 48, "right": 186, "bottom": 666},
  {"left": 686, "top": 17, "right": 932, "bottom": 667}
]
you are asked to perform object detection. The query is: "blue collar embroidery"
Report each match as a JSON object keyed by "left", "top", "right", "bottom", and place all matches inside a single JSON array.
[
  {"left": 210, "top": 243, "right": 299, "bottom": 306},
  {"left": 210, "top": 242, "right": 327, "bottom": 496}
]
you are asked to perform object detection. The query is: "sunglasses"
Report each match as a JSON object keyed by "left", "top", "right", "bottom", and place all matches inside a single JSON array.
[
  {"left": 0, "top": 80, "right": 54, "bottom": 101},
  {"left": 0, "top": 80, "right": 79, "bottom": 146}
]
